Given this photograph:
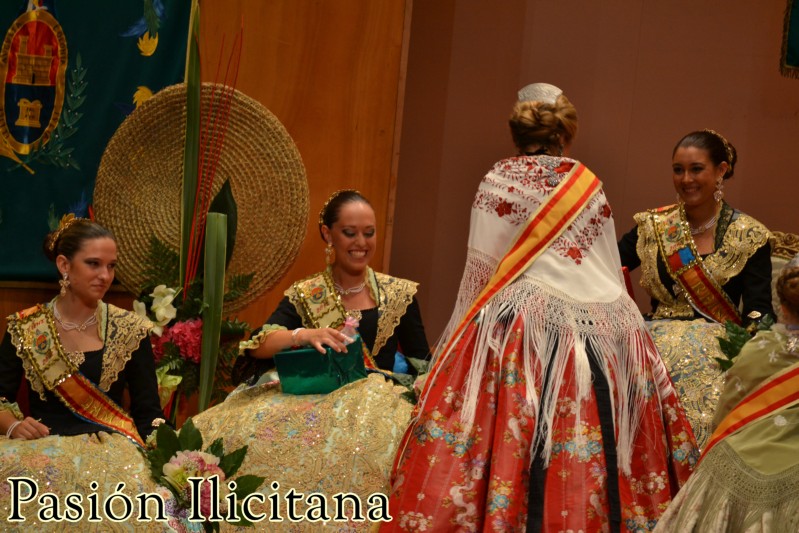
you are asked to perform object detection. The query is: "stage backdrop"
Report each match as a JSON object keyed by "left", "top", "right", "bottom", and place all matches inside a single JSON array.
[{"left": 0, "top": 0, "right": 189, "bottom": 281}]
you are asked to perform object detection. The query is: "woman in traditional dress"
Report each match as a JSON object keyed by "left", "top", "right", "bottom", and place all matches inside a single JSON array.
[
  {"left": 191, "top": 190, "right": 430, "bottom": 528},
  {"left": 0, "top": 216, "right": 171, "bottom": 531},
  {"left": 655, "top": 265, "right": 799, "bottom": 531},
  {"left": 618, "top": 130, "right": 773, "bottom": 448},
  {"left": 383, "top": 83, "right": 697, "bottom": 532}
]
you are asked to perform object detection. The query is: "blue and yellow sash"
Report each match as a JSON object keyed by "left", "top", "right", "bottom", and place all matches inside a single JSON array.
[
  {"left": 8, "top": 305, "right": 145, "bottom": 447},
  {"left": 652, "top": 204, "right": 742, "bottom": 325}
]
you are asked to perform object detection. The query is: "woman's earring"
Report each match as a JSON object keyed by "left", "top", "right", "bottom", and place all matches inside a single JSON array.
[
  {"left": 59, "top": 271, "right": 70, "bottom": 297},
  {"left": 325, "top": 243, "right": 334, "bottom": 265},
  {"left": 714, "top": 178, "right": 724, "bottom": 202}
]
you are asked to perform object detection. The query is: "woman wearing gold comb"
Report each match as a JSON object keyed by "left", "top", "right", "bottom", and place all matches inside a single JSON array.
[
  {"left": 190, "top": 189, "right": 430, "bottom": 526},
  {"left": 0, "top": 214, "right": 169, "bottom": 527}
]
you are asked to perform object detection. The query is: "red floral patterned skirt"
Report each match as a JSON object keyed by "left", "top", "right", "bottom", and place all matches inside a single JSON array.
[{"left": 382, "top": 317, "right": 698, "bottom": 532}]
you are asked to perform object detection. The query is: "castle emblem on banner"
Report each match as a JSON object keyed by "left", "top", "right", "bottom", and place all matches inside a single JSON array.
[{"left": 0, "top": 2, "right": 67, "bottom": 171}]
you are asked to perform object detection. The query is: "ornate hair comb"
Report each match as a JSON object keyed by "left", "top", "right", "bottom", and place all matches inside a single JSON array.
[
  {"left": 318, "top": 189, "right": 361, "bottom": 227},
  {"left": 47, "top": 213, "right": 84, "bottom": 252}
]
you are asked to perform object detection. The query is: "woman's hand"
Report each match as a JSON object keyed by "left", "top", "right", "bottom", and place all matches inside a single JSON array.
[
  {"left": 296, "top": 327, "right": 352, "bottom": 354},
  {"left": 7, "top": 417, "right": 50, "bottom": 440}
]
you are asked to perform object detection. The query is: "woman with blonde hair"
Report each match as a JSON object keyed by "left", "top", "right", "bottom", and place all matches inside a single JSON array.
[{"left": 383, "top": 83, "right": 696, "bottom": 532}]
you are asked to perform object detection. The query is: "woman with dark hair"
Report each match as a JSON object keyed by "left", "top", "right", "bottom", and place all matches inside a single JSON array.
[
  {"left": 383, "top": 83, "right": 696, "bottom": 532},
  {"left": 655, "top": 265, "right": 799, "bottom": 531},
  {"left": 235, "top": 189, "right": 429, "bottom": 372},
  {"left": 0, "top": 214, "right": 169, "bottom": 526},
  {"left": 190, "top": 190, "right": 430, "bottom": 525},
  {"left": 619, "top": 130, "right": 773, "bottom": 448}
]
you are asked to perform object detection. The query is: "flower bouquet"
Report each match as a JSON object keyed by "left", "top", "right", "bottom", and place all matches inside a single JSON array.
[
  {"left": 133, "top": 236, "right": 252, "bottom": 422},
  {"left": 145, "top": 418, "right": 265, "bottom": 532}
]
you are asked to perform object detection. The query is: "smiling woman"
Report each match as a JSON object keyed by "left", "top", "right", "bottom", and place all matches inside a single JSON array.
[
  {"left": 619, "top": 129, "right": 774, "bottom": 448},
  {"left": 185, "top": 190, "right": 431, "bottom": 528},
  {"left": 237, "top": 189, "right": 430, "bottom": 372}
]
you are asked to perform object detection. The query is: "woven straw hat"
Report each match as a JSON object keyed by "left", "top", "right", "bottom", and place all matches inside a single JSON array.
[{"left": 94, "top": 83, "right": 308, "bottom": 312}]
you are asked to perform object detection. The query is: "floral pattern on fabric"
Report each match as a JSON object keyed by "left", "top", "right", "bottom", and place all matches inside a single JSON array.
[
  {"left": 192, "top": 373, "right": 413, "bottom": 532},
  {"left": 473, "top": 156, "right": 613, "bottom": 264},
  {"left": 0, "top": 432, "right": 176, "bottom": 532},
  {"left": 385, "top": 316, "right": 697, "bottom": 532}
]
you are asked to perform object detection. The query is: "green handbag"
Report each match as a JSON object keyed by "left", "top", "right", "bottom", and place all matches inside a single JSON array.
[{"left": 274, "top": 335, "right": 368, "bottom": 395}]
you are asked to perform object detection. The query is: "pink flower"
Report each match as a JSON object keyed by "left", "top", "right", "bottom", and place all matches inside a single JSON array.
[
  {"left": 169, "top": 319, "right": 203, "bottom": 363},
  {"left": 162, "top": 450, "right": 226, "bottom": 517},
  {"left": 150, "top": 328, "right": 171, "bottom": 362}
]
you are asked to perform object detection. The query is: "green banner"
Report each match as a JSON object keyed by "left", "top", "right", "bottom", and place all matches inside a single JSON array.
[{"left": 0, "top": 0, "right": 188, "bottom": 280}]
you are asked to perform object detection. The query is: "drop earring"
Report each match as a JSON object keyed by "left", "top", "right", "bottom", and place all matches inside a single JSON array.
[
  {"left": 59, "top": 271, "right": 70, "bottom": 297},
  {"left": 713, "top": 178, "right": 724, "bottom": 203},
  {"left": 325, "top": 242, "right": 334, "bottom": 265}
]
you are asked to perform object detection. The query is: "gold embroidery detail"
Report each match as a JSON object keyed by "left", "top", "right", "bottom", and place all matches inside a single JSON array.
[
  {"left": 6, "top": 304, "right": 75, "bottom": 400},
  {"left": 282, "top": 269, "right": 417, "bottom": 367},
  {"left": 372, "top": 272, "right": 418, "bottom": 355},
  {"left": 635, "top": 209, "right": 693, "bottom": 319},
  {"left": 0, "top": 398, "right": 23, "bottom": 421},
  {"left": 67, "top": 350, "right": 85, "bottom": 367},
  {"left": 703, "top": 213, "right": 770, "bottom": 286},
  {"left": 237, "top": 324, "right": 287, "bottom": 356},
  {"left": 99, "top": 304, "right": 152, "bottom": 392},
  {"left": 634, "top": 207, "right": 770, "bottom": 320}
]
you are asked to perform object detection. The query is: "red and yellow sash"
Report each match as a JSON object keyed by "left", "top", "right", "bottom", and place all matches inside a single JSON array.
[
  {"left": 8, "top": 305, "right": 145, "bottom": 447},
  {"left": 701, "top": 360, "right": 799, "bottom": 461},
  {"left": 652, "top": 204, "right": 741, "bottom": 325},
  {"left": 437, "top": 163, "right": 602, "bottom": 362}
]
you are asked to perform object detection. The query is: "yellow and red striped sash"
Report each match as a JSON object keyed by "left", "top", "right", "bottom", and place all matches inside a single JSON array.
[
  {"left": 8, "top": 304, "right": 145, "bottom": 447},
  {"left": 437, "top": 163, "right": 601, "bottom": 362},
  {"left": 701, "top": 360, "right": 799, "bottom": 461},
  {"left": 652, "top": 205, "right": 742, "bottom": 325}
]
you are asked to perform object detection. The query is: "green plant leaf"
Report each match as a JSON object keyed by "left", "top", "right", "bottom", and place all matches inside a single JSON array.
[
  {"left": 223, "top": 273, "right": 254, "bottom": 303},
  {"left": 219, "top": 445, "right": 248, "bottom": 478},
  {"left": 231, "top": 474, "right": 265, "bottom": 498},
  {"left": 208, "top": 180, "right": 238, "bottom": 268},
  {"left": 177, "top": 418, "right": 203, "bottom": 451},
  {"left": 206, "top": 437, "right": 224, "bottom": 458},
  {"left": 155, "top": 423, "right": 180, "bottom": 459}
]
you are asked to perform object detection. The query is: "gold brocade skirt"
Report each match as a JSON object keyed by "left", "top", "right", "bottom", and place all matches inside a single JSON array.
[
  {"left": 648, "top": 318, "right": 726, "bottom": 450},
  {"left": 0, "top": 432, "right": 174, "bottom": 532},
  {"left": 191, "top": 372, "right": 414, "bottom": 532}
]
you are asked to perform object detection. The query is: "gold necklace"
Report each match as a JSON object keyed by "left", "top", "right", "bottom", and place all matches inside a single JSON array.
[{"left": 53, "top": 302, "right": 98, "bottom": 332}]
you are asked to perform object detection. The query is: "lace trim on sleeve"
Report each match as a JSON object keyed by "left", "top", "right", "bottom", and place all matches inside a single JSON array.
[
  {"left": 238, "top": 324, "right": 287, "bottom": 356},
  {"left": 372, "top": 273, "right": 418, "bottom": 355},
  {"left": 0, "top": 398, "right": 23, "bottom": 421},
  {"left": 101, "top": 304, "right": 152, "bottom": 391}
]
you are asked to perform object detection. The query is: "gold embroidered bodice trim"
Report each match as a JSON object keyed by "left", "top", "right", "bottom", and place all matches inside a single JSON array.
[
  {"left": 6, "top": 302, "right": 151, "bottom": 399},
  {"left": 237, "top": 324, "right": 287, "bottom": 355},
  {"left": 635, "top": 205, "right": 770, "bottom": 320},
  {"left": 285, "top": 268, "right": 418, "bottom": 355},
  {"left": 100, "top": 304, "right": 151, "bottom": 391},
  {"left": 371, "top": 272, "right": 417, "bottom": 355}
]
